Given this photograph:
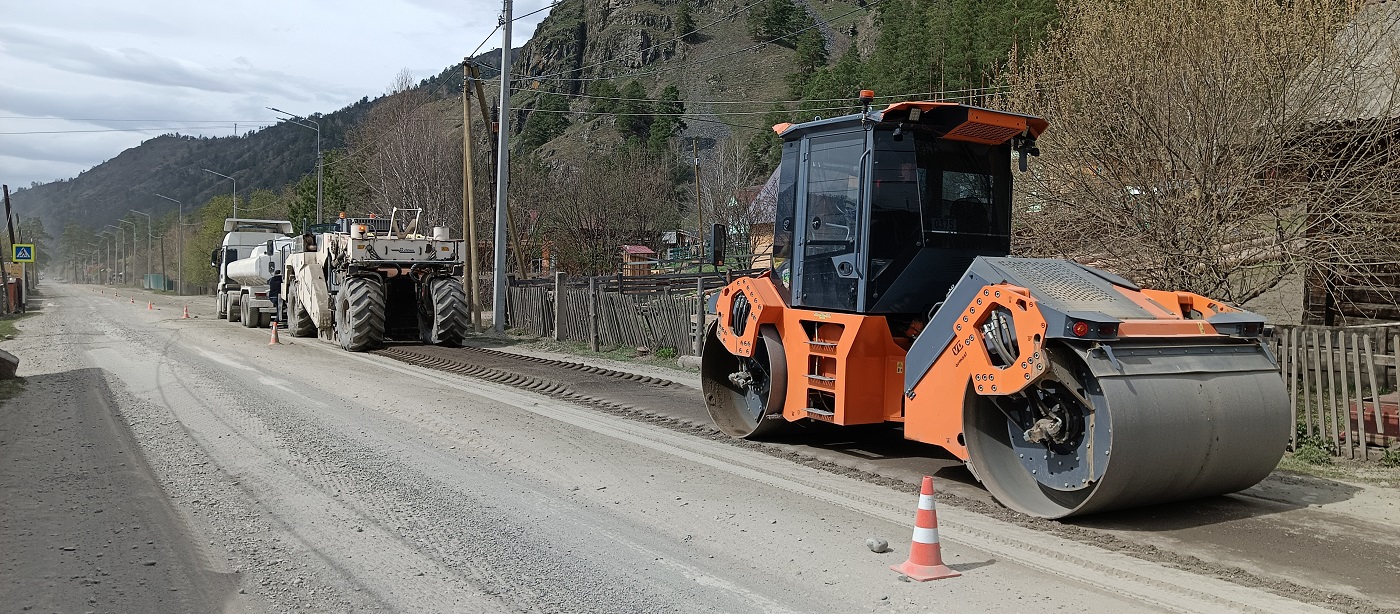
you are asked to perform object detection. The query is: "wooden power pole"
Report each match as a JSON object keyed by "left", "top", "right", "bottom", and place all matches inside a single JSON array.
[{"left": 463, "top": 59, "right": 484, "bottom": 333}]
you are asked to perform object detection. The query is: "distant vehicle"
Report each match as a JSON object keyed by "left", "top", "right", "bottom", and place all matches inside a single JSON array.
[{"left": 210, "top": 218, "right": 294, "bottom": 327}]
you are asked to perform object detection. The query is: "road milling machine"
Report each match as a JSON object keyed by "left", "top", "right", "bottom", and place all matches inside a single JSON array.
[
  {"left": 700, "top": 96, "right": 1289, "bottom": 518},
  {"left": 281, "top": 208, "right": 468, "bottom": 352}
]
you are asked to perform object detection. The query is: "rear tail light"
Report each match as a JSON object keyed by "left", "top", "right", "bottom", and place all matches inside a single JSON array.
[{"left": 1072, "top": 321, "right": 1090, "bottom": 337}]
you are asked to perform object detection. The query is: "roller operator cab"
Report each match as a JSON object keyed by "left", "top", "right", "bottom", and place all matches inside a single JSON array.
[{"left": 701, "top": 98, "right": 1290, "bottom": 518}]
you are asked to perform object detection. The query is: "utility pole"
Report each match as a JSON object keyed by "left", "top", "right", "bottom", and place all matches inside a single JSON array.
[
  {"left": 693, "top": 140, "right": 703, "bottom": 272},
  {"left": 1, "top": 186, "right": 11, "bottom": 314},
  {"left": 492, "top": 0, "right": 513, "bottom": 333},
  {"left": 462, "top": 59, "right": 483, "bottom": 333}
]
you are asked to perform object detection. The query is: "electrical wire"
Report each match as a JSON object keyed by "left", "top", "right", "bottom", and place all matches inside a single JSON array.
[{"left": 469, "top": 1, "right": 558, "bottom": 59}]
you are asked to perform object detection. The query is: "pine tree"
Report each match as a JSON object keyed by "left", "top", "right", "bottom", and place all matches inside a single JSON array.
[
  {"left": 676, "top": 0, "right": 697, "bottom": 43},
  {"left": 588, "top": 81, "right": 621, "bottom": 114},
  {"left": 521, "top": 92, "right": 572, "bottom": 149},
  {"left": 647, "top": 84, "right": 687, "bottom": 150},
  {"left": 615, "top": 81, "right": 653, "bottom": 140}
]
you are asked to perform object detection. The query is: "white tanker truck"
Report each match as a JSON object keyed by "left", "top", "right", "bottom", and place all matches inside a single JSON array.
[{"left": 211, "top": 219, "right": 294, "bottom": 327}]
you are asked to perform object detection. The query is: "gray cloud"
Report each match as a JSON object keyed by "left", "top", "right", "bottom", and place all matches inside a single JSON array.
[{"left": 0, "top": 26, "right": 352, "bottom": 101}]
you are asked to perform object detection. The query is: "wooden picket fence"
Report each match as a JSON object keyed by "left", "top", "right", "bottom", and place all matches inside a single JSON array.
[{"left": 1270, "top": 325, "right": 1399, "bottom": 458}]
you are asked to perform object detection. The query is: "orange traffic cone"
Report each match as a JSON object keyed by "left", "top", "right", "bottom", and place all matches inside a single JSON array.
[
  {"left": 268, "top": 321, "right": 281, "bottom": 345},
  {"left": 182, "top": 305, "right": 190, "bottom": 319},
  {"left": 891, "top": 476, "right": 960, "bottom": 581},
  {"left": 147, "top": 301, "right": 154, "bottom": 310}
]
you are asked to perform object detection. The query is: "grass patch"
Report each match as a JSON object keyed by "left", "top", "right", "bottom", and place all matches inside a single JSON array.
[
  {"left": 487, "top": 336, "right": 698, "bottom": 373},
  {"left": 0, "top": 312, "right": 36, "bottom": 339}
]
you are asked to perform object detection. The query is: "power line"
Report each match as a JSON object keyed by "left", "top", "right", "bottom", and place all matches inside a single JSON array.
[
  {"left": 0, "top": 117, "right": 277, "bottom": 123},
  {"left": 0, "top": 126, "right": 269, "bottom": 135},
  {"left": 515, "top": 83, "right": 1018, "bottom": 108},
  {"left": 469, "top": 2, "right": 557, "bottom": 59}
]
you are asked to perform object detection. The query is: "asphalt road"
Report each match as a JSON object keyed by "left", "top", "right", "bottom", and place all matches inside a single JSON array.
[{"left": 0, "top": 283, "right": 1375, "bottom": 613}]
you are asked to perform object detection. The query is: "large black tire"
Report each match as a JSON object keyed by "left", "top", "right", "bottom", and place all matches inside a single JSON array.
[
  {"left": 418, "top": 277, "right": 467, "bottom": 347},
  {"left": 227, "top": 294, "right": 241, "bottom": 323},
  {"left": 288, "top": 279, "right": 317, "bottom": 337},
  {"left": 336, "top": 276, "right": 385, "bottom": 352},
  {"left": 216, "top": 293, "right": 226, "bottom": 319}
]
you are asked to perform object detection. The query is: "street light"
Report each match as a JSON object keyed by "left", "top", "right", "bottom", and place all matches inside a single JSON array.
[
  {"left": 129, "top": 209, "right": 152, "bottom": 287},
  {"left": 104, "top": 225, "right": 123, "bottom": 284},
  {"left": 268, "top": 106, "right": 323, "bottom": 225},
  {"left": 120, "top": 220, "right": 138, "bottom": 286},
  {"left": 97, "top": 233, "right": 113, "bottom": 284},
  {"left": 202, "top": 168, "right": 237, "bottom": 220},
  {"left": 155, "top": 194, "right": 184, "bottom": 295}
]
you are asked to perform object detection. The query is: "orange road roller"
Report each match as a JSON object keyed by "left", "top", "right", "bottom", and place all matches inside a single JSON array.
[{"left": 700, "top": 97, "right": 1289, "bottom": 518}]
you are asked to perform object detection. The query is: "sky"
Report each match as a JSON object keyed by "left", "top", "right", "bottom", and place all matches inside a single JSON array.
[{"left": 0, "top": 0, "right": 553, "bottom": 190}]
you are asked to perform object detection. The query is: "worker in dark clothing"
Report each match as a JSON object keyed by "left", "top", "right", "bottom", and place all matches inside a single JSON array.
[{"left": 267, "top": 271, "right": 283, "bottom": 323}]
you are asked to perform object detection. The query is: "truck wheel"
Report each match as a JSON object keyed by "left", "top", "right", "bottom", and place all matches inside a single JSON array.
[
  {"left": 241, "top": 296, "right": 258, "bottom": 328},
  {"left": 418, "top": 277, "right": 467, "bottom": 347},
  {"left": 336, "top": 276, "right": 385, "bottom": 352},
  {"left": 216, "top": 293, "right": 226, "bottom": 318},
  {"left": 288, "top": 280, "right": 317, "bottom": 337},
  {"left": 227, "top": 295, "right": 241, "bottom": 323}
]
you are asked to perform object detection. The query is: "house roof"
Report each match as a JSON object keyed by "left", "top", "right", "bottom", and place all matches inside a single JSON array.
[
  {"left": 1312, "top": 1, "right": 1400, "bottom": 121},
  {"left": 621, "top": 244, "right": 655, "bottom": 255}
]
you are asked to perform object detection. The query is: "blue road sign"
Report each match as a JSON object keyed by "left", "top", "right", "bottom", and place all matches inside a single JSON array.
[{"left": 13, "top": 244, "right": 34, "bottom": 263}]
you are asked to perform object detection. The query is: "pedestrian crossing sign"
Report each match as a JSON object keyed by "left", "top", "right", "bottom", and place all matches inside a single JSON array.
[{"left": 13, "top": 244, "right": 34, "bottom": 263}]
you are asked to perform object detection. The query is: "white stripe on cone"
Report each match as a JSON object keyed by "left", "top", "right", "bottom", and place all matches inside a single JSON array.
[
  {"left": 918, "top": 494, "right": 935, "bottom": 510},
  {"left": 912, "top": 526, "right": 940, "bottom": 544}
]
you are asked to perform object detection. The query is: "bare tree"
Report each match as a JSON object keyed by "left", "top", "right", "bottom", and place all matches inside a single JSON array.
[
  {"left": 1001, "top": 0, "right": 1400, "bottom": 308},
  {"left": 701, "top": 136, "right": 772, "bottom": 266},
  {"left": 346, "top": 68, "right": 464, "bottom": 230},
  {"left": 539, "top": 149, "right": 681, "bottom": 275}
]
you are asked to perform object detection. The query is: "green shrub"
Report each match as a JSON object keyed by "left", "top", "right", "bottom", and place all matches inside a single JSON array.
[
  {"left": 656, "top": 347, "right": 678, "bottom": 359},
  {"left": 1380, "top": 447, "right": 1400, "bottom": 468},
  {"left": 1293, "top": 444, "right": 1334, "bottom": 466}
]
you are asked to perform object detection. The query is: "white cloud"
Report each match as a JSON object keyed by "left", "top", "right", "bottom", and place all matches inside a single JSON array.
[{"left": 0, "top": 0, "right": 553, "bottom": 188}]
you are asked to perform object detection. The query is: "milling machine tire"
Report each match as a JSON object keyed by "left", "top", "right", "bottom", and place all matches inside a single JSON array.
[
  {"left": 701, "top": 322, "right": 791, "bottom": 439},
  {"left": 287, "top": 279, "right": 317, "bottom": 338},
  {"left": 963, "top": 340, "right": 1289, "bottom": 519},
  {"left": 336, "top": 275, "right": 386, "bottom": 352},
  {"left": 418, "top": 277, "right": 467, "bottom": 347}
]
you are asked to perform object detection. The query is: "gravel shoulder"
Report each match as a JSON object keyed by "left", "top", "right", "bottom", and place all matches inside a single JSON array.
[{"left": 0, "top": 297, "right": 242, "bottom": 613}]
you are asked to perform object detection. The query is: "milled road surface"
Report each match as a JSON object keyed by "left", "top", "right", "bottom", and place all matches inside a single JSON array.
[{"left": 0, "top": 283, "right": 1377, "bottom": 613}]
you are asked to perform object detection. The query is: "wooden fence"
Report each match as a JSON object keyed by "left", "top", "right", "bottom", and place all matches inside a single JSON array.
[
  {"left": 1270, "top": 324, "right": 1398, "bottom": 458},
  {"left": 510, "top": 280, "right": 1400, "bottom": 460},
  {"left": 507, "top": 271, "right": 732, "bottom": 355}
]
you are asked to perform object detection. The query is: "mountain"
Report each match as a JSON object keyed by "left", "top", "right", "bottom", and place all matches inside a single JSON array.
[
  {"left": 8, "top": 48, "right": 517, "bottom": 237},
  {"left": 10, "top": 0, "right": 1054, "bottom": 241}
]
